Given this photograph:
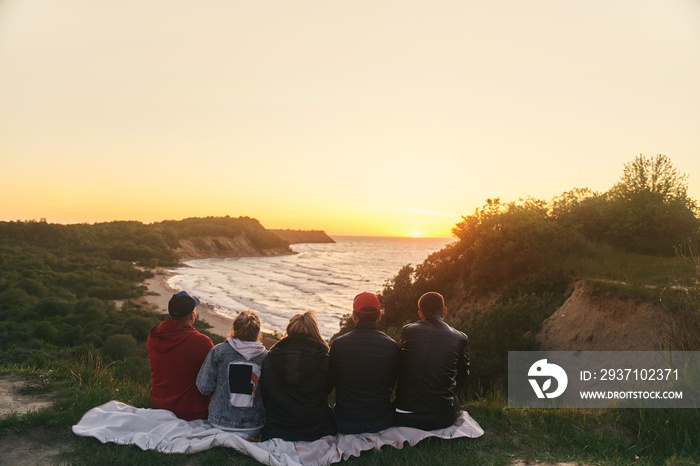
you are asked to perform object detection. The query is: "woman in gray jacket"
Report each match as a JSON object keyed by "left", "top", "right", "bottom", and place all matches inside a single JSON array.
[{"left": 196, "top": 310, "right": 268, "bottom": 438}]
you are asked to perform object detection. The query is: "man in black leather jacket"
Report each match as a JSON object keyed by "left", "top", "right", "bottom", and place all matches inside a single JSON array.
[
  {"left": 330, "top": 292, "right": 399, "bottom": 434},
  {"left": 394, "top": 291, "right": 469, "bottom": 430}
]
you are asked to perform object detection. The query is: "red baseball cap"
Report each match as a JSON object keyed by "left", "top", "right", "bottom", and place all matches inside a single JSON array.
[{"left": 353, "top": 292, "right": 381, "bottom": 313}]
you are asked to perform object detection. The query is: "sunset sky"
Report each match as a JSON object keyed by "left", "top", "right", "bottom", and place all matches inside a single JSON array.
[{"left": 1, "top": 1, "right": 699, "bottom": 238}]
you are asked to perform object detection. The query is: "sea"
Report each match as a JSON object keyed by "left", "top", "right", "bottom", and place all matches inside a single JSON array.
[{"left": 167, "top": 236, "right": 454, "bottom": 338}]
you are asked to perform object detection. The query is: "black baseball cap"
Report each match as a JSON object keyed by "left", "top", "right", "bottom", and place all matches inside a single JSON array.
[{"left": 168, "top": 291, "right": 200, "bottom": 317}]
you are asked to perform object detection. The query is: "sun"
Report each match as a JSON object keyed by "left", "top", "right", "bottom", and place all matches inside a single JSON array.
[{"left": 409, "top": 231, "right": 422, "bottom": 238}]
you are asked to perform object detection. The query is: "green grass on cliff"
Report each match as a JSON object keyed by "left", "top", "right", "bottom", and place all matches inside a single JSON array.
[{"left": 1, "top": 360, "right": 698, "bottom": 465}]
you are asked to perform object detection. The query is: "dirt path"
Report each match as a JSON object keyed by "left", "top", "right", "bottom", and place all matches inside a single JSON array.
[
  {"left": 0, "top": 374, "right": 73, "bottom": 465},
  {"left": 0, "top": 374, "right": 54, "bottom": 417},
  {"left": 0, "top": 428, "right": 73, "bottom": 465}
]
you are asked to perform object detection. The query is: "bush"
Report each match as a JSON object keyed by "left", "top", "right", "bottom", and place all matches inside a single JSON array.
[
  {"left": 379, "top": 265, "right": 419, "bottom": 331},
  {"left": 457, "top": 292, "right": 564, "bottom": 389},
  {"left": 123, "top": 316, "right": 155, "bottom": 342},
  {"left": 16, "top": 278, "right": 49, "bottom": 298},
  {"left": 452, "top": 197, "right": 583, "bottom": 293},
  {"left": 87, "top": 285, "right": 132, "bottom": 300},
  {"left": 35, "top": 297, "right": 74, "bottom": 317},
  {"left": 33, "top": 320, "right": 59, "bottom": 343},
  {"left": 74, "top": 298, "right": 107, "bottom": 323},
  {"left": 0, "top": 287, "right": 35, "bottom": 310},
  {"left": 102, "top": 334, "right": 138, "bottom": 361},
  {"left": 82, "top": 333, "right": 103, "bottom": 347},
  {"left": 330, "top": 314, "right": 355, "bottom": 342}
]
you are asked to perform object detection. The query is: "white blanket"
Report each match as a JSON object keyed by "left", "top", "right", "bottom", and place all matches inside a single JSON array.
[{"left": 72, "top": 401, "right": 484, "bottom": 465}]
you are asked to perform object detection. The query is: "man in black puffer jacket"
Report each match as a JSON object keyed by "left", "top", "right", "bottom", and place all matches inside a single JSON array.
[
  {"left": 330, "top": 292, "right": 399, "bottom": 434},
  {"left": 394, "top": 291, "right": 469, "bottom": 430}
]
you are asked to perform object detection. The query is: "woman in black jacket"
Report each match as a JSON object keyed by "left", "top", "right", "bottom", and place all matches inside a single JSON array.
[{"left": 259, "top": 311, "right": 336, "bottom": 441}]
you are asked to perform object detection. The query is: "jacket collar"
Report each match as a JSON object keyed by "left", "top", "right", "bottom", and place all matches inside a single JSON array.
[
  {"left": 354, "top": 320, "right": 379, "bottom": 330},
  {"left": 425, "top": 314, "right": 445, "bottom": 323}
]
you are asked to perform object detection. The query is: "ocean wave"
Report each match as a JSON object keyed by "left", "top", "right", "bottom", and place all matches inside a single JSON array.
[{"left": 169, "top": 236, "right": 450, "bottom": 338}]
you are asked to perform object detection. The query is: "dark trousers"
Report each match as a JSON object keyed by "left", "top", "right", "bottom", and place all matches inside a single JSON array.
[
  {"left": 335, "top": 412, "right": 394, "bottom": 435},
  {"left": 393, "top": 410, "right": 458, "bottom": 431}
]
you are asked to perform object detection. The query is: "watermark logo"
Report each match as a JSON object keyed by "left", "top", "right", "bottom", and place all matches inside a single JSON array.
[
  {"left": 528, "top": 359, "right": 568, "bottom": 398},
  {"left": 510, "top": 351, "right": 698, "bottom": 408}
]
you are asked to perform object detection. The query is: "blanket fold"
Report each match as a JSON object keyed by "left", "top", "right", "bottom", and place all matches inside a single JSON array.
[{"left": 72, "top": 401, "right": 484, "bottom": 466}]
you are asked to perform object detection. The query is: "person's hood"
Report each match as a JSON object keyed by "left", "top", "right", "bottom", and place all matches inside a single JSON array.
[
  {"left": 148, "top": 319, "right": 201, "bottom": 353},
  {"left": 227, "top": 338, "right": 267, "bottom": 360}
]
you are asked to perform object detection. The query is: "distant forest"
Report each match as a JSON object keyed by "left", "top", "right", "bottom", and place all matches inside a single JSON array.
[{"left": 0, "top": 216, "right": 288, "bottom": 366}]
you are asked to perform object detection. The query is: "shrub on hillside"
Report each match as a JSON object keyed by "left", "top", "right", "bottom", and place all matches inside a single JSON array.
[
  {"left": 452, "top": 197, "right": 586, "bottom": 293},
  {"left": 35, "top": 297, "right": 74, "bottom": 317},
  {"left": 74, "top": 298, "right": 108, "bottom": 323},
  {"left": 102, "top": 334, "right": 139, "bottom": 361},
  {"left": 380, "top": 264, "right": 419, "bottom": 330},
  {"left": 123, "top": 316, "right": 156, "bottom": 342},
  {"left": 457, "top": 292, "right": 564, "bottom": 389},
  {"left": 33, "top": 320, "right": 59, "bottom": 343}
]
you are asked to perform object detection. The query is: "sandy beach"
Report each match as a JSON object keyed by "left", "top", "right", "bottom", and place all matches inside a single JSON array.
[{"left": 141, "top": 269, "right": 234, "bottom": 338}]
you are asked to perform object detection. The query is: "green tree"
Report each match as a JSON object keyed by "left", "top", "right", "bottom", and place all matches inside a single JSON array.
[
  {"left": 603, "top": 154, "right": 699, "bottom": 255},
  {"left": 610, "top": 154, "right": 692, "bottom": 206},
  {"left": 380, "top": 264, "right": 418, "bottom": 330},
  {"left": 451, "top": 197, "right": 582, "bottom": 294}
]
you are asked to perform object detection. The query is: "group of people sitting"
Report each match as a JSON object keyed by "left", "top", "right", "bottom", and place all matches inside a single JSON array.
[{"left": 146, "top": 289, "right": 469, "bottom": 441}]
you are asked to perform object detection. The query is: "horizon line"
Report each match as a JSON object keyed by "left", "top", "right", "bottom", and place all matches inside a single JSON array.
[{"left": 0, "top": 217, "right": 455, "bottom": 240}]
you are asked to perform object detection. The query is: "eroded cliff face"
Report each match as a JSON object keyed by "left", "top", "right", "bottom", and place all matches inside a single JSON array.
[
  {"left": 172, "top": 229, "right": 335, "bottom": 260},
  {"left": 269, "top": 229, "right": 335, "bottom": 244},
  {"left": 174, "top": 235, "right": 291, "bottom": 259},
  {"left": 537, "top": 281, "right": 699, "bottom": 351}
]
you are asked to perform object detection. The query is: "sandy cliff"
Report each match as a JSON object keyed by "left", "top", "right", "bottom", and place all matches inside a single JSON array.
[
  {"left": 173, "top": 235, "right": 291, "bottom": 260},
  {"left": 269, "top": 229, "right": 335, "bottom": 244},
  {"left": 537, "top": 281, "right": 699, "bottom": 351}
]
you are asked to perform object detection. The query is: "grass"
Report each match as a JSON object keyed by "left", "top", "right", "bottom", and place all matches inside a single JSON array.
[
  {"left": 2, "top": 360, "right": 699, "bottom": 465},
  {"left": 564, "top": 243, "right": 693, "bottom": 289},
  {"left": 557, "top": 243, "right": 700, "bottom": 323}
]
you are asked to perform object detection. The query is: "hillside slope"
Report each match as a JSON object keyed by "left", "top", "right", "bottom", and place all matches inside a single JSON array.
[
  {"left": 269, "top": 229, "right": 335, "bottom": 244},
  {"left": 174, "top": 235, "right": 291, "bottom": 259},
  {"left": 537, "top": 281, "right": 699, "bottom": 351}
]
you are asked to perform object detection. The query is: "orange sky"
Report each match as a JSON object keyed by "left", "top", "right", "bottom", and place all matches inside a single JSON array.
[{"left": 1, "top": 1, "right": 699, "bottom": 238}]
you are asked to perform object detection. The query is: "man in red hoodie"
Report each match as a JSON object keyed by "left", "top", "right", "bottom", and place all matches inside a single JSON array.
[{"left": 147, "top": 290, "right": 214, "bottom": 421}]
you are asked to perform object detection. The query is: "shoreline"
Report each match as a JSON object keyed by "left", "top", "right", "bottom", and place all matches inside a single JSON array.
[{"left": 141, "top": 268, "right": 234, "bottom": 339}]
